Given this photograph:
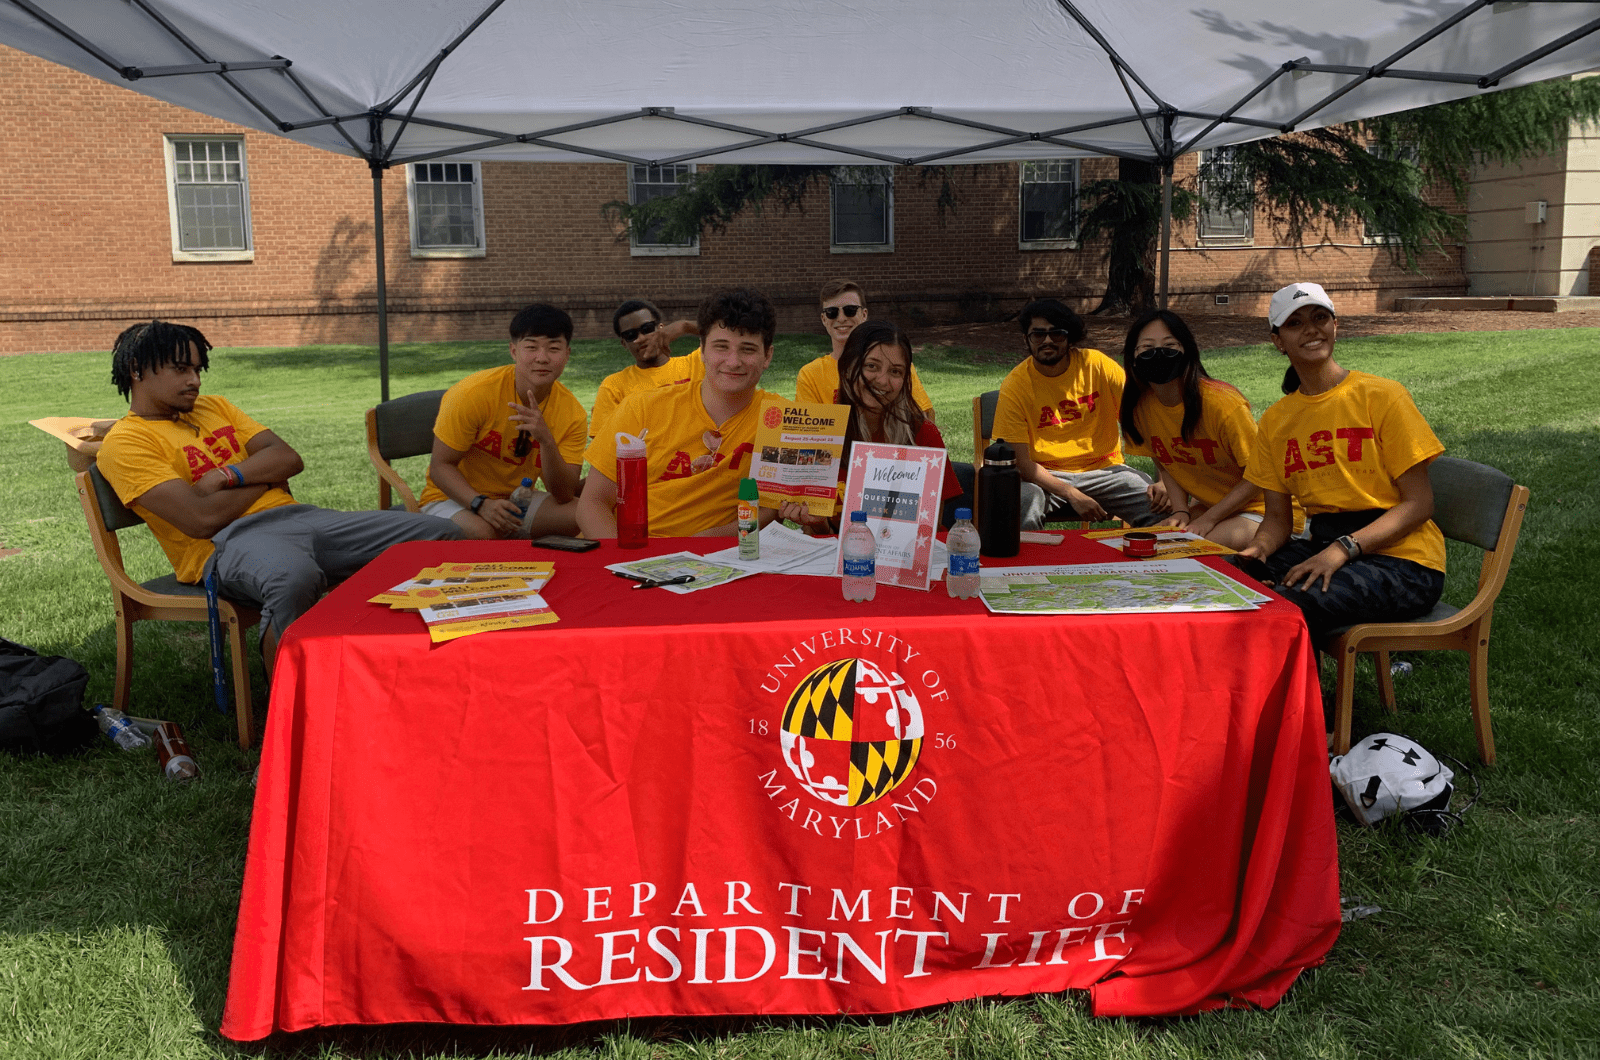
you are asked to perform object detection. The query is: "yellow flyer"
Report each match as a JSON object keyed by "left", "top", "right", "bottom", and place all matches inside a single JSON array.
[
  {"left": 749, "top": 400, "right": 848, "bottom": 517},
  {"left": 420, "top": 591, "right": 559, "bottom": 643},
  {"left": 371, "top": 577, "right": 530, "bottom": 609},
  {"left": 368, "top": 564, "right": 554, "bottom": 605},
  {"left": 1085, "top": 527, "right": 1237, "bottom": 558}
]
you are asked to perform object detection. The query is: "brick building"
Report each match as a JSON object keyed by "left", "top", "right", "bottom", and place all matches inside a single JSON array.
[{"left": 0, "top": 44, "right": 1469, "bottom": 355}]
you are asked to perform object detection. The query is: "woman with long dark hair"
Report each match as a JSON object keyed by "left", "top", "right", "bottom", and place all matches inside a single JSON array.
[
  {"left": 1118, "top": 308, "right": 1291, "bottom": 550},
  {"left": 1236, "top": 282, "right": 1446, "bottom": 654},
  {"left": 779, "top": 320, "right": 959, "bottom": 534}
]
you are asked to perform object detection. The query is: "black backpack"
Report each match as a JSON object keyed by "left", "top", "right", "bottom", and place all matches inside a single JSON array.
[{"left": 0, "top": 638, "right": 97, "bottom": 755}]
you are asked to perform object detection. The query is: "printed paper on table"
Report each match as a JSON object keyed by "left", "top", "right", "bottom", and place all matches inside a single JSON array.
[
  {"left": 834, "top": 442, "right": 947, "bottom": 591},
  {"left": 749, "top": 400, "right": 848, "bottom": 517},
  {"left": 605, "top": 552, "right": 758, "bottom": 595},
  {"left": 977, "top": 558, "right": 1268, "bottom": 615},
  {"left": 417, "top": 589, "right": 558, "bottom": 643},
  {"left": 368, "top": 562, "right": 554, "bottom": 605}
]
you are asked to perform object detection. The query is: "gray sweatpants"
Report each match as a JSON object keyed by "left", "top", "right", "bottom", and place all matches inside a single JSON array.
[
  {"left": 1021, "top": 465, "right": 1158, "bottom": 529},
  {"left": 206, "top": 505, "right": 460, "bottom": 636}
]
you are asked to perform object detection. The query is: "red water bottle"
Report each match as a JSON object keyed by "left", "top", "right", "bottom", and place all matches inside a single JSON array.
[{"left": 615, "top": 431, "right": 649, "bottom": 548}]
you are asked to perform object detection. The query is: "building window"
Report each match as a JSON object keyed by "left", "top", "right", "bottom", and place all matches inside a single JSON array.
[
  {"left": 1363, "top": 143, "right": 1419, "bottom": 244},
  {"left": 831, "top": 166, "right": 893, "bottom": 252},
  {"left": 1197, "top": 147, "right": 1253, "bottom": 246},
  {"left": 407, "top": 162, "right": 486, "bottom": 258},
  {"left": 629, "top": 164, "right": 698, "bottom": 257},
  {"left": 164, "top": 136, "right": 253, "bottom": 262},
  {"left": 1018, "top": 160, "right": 1079, "bottom": 249}
]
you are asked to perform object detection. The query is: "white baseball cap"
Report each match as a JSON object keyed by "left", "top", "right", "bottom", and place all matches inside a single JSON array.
[{"left": 1268, "top": 282, "right": 1337, "bottom": 328}]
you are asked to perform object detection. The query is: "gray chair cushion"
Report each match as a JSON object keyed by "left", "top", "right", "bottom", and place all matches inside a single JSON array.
[
  {"left": 1429, "top": 457, "right": 1513, "bottom": 551},
  {"left": 141, "top": 574, "right": 207, "bottom": 597},
  {"left": 88, "top": 463, "right": 146, "bottom": 533},
  {"left": 374, "top": 390, "right": 446, "bottom": 462},
  {"left": 1328, "top": 600, "right": 1461, "bottom": 639}
]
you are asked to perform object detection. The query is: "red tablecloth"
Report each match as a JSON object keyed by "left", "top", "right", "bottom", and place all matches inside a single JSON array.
[{"left": 222, "top": 536, "right": 1339, "bottom": 1039}]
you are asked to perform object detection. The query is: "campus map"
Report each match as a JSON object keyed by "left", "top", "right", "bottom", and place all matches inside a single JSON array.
[{"left": 977, "top": 559, "right": 1269, "bottom": 616}]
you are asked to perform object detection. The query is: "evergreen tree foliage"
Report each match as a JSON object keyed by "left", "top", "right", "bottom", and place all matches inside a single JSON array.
[{"left": 602, "top": 79, "right": 1600, "bottom": 314}]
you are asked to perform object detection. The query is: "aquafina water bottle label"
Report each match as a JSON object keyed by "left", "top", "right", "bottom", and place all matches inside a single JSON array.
[
  {"left": 843, "top": 557, "right": 874, "bottom": 578},
  {"left": 949, "top": 554, "right": 980, "bottom": 577}
]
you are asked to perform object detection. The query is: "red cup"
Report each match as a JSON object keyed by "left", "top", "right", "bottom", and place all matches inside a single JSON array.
[{"left": 1123, "top": 531, "right": 1158, "bottom": 558}]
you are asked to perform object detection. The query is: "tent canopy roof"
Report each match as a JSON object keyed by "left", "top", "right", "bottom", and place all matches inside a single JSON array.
[{"left": 4, "top": 0, "right": 1599, "bottom": 169}]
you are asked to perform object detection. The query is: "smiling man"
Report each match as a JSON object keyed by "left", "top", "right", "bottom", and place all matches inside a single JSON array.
[
  {"left": 794, "top": 279, "right": 936, "bottom": 423},
  {"left": 588, "top": 298, "right": 694, "bottom": 442},
  {"left": 95, "top": 320, "right": 458, "bottom": 665},
  {"left": 992, "top": 297, "right": 1156, "bottom": 528},
  {"left": 578, "top": 288, "right": 782, "bottom": 538},
  {"left": 423, "top": 304, "right": 588, "bottom": 539}
]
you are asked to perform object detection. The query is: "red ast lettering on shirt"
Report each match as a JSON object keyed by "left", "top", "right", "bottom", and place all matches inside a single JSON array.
[
  {"left": 1149, "top": 436, "right": 1220, "bottom": 467},
  {"left": 659, "top": 442, "right": 755, "bottom": 482},
  {"left": 1282, "top": 427, "right": 1376, "bottom": 476},
  {"left": 182, "top": 425, "right": 242, "bottom": 483},
  {"left": 1035, "top": 392, "right": 1100, "bottom": 430},
  {"left": 472, "top": 429, "right": 539, "bottom": 470}
]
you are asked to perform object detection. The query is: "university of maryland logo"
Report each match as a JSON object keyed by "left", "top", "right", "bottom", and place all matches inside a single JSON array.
[{"left": 779, "top": 658, "right": 924, "bottom": 806}]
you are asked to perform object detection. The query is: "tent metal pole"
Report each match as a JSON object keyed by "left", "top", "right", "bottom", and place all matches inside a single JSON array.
[
  {"left": 371, "top": 158, "right": 390, "bottom": 402},
  {"left": 1158, "top": 162, "right": 1173, "bottom": 311}
]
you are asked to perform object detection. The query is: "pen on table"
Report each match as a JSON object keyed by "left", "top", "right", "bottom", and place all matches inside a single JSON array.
[{"left": 633, "top": 575, "right": 695, "bottom": 589}]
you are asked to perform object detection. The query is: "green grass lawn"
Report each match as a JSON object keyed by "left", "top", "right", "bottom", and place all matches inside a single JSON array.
[{"left": 1, "top": 329, "right": 1597, "bottom": 1059}]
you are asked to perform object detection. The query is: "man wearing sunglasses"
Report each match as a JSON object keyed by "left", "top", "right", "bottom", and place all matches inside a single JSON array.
[
  {"left": 794, "top": 279, "right": 936, "bottom": 423},
  {"left": 422, "top": 304, "right": 587, "bottom": 539},
  {"left": 589, "top": 299, "right": 695, "bottom": 441},
  {"left": 993, "top": 298, "right": 1156, "bottom": 528}
]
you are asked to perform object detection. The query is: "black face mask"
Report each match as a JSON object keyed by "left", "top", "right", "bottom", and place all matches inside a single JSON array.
[{"left": 1133, "top": 349, "right": 1185, "bottom": 385}]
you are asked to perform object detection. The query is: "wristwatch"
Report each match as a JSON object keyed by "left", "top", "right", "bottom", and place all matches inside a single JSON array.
[
  {"left": 1335, "top": 534, "right": 1362, "bottom": 560},
  {"left": 469, "top": 495, "right": 487, "bottom": 515}
]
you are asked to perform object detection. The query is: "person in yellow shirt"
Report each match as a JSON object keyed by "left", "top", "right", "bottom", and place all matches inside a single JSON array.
[
  {"left": 993, "top": 298, "right": 1155, "bottom": 528},
  {"left": 1119, "top": 309, "right": 1302, "bottom": 549},
  {"left": 423, "top": 304, "right": 587, "bottom": 539},
  {"left": 1237, "top": 282, "right": 1445, "bottom": 650},
  {"left": 589, "top": 299, "right": 695, "bottom": 441},
  {"left": 793, "top": 279, "right": 937, "bottom": 423},
  {"left": 579, "top": 288, "right": 782, "bottom": 538},
  {"left": 95, "top": 321, "right": 457, "bottom": 665}
]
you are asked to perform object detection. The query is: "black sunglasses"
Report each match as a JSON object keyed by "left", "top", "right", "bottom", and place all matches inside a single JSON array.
[
  {"left": 1027, "top": 327, "right": 1071, "bottom": 343},
  {"left": 823, "top": 305, "right": 864, "bottom": 320},
  {"left": 619, "top": 319, "right": 661, "bottom": 343}
]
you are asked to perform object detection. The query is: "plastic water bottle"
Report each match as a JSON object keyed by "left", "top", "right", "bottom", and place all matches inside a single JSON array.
[
  {"left": 842, "top": 510, "right": 877, "bottom": 602},
  {"left": 946, "top": 508, "right": 981, "bottom": 599},
  {"left": 509, "top": 477, "right": 535, "bottom": 517},
  {"left": 91, "top": 704, "right": 151, "bottom": 751},
  {"left": 1390, "top": 660, "right": 1413, "bottom": 676},
  {"left": 615, "top": 431, "right": 649, "bottom": 549}
]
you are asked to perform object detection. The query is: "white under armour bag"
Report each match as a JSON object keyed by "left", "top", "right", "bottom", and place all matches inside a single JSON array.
[{"left": 1330, "top": 733, "right": 1455, "bottom": 826}]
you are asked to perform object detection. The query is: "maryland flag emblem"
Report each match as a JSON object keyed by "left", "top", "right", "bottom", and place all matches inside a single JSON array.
[{"left": 779, "top": 659, "right": 924, "bottom": 806}]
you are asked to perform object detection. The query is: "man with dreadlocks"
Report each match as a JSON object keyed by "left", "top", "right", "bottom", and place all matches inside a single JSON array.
[{"left": 96, "top": 320, "right": 459, "bottom": 664}]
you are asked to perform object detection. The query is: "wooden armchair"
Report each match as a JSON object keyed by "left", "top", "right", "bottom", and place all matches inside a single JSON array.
[
  {"left": 366, "top": 389, "right": 446, "bottom": 512},
  {"left": 1330, "top": 457, "right": 1530, "bottom": 764},
  {"left": 77, "top": 465, "right": 260, "bottom": 749}
]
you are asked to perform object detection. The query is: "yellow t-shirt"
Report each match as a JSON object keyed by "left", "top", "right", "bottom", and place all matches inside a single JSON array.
[
  {"left": 1245, "top": 371, "right": 1445, "bottom": 571},
  {"left": 421, "top": 365, "right": 588, "bottom": 506},
  {"left": 590, "top": 356, "right": 693, "bottom": 441},
  {"left": 992, "top": 350, "right": 1125, "bottom": 473},
  {"left": 96, "top": 395, "right": 299, "bottom": 582},
  {"left": 794, "top": 354, "right": 935, "bottom": 413},
  {"left": 585, "top": 384, "right": 782, "bottom": 537}
]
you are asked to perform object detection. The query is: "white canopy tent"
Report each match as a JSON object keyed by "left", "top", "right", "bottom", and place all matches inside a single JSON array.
[{"left": 5, "top": 0, "right": 1599, "bottom": 395}]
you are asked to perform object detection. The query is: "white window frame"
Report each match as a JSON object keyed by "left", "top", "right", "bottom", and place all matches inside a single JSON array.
[
  {"left": 406, "top": 161, "right": 487, "bottom": 259},
  {"left": 1197, "top": 147, "right": 1254, "bottom": 247},
  {"left": 830, "top": 165, "right": 894, "bottom": 254},
  {"left": 163, "top": 135, "right": 253, "bottom": 263},
  {"left": 628, "top": 163, "right": 699, "bottom": 257},
  {"left": 1017, "top": 159, "right": 1080, "bottom": 250}
]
